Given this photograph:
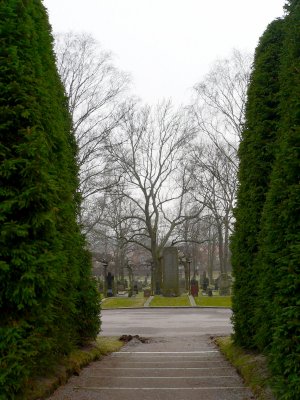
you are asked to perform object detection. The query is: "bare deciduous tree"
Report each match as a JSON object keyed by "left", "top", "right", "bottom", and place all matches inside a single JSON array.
[
  {"left": 54, "top": 32, "right": 130, "bottom": 201},
  {"left": 105, "top": 101, "right": 202, "bottom": 293},
  {"left": 191, "top": 49, "right": 252, "bottom": 171},
  {"left": 190, "top": 141, "right": 237, "bottom": 274},
  {"left": 187, "top": 50, "right": 252, "bottom": 276}
]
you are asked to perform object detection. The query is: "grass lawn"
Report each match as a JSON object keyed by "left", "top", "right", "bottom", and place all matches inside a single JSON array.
[
  {"left": 24, "top": 337, "right": 123, "bottom": 399},
  {"left": 194, "top": 295, "right": 232, "bottom": 307},
  {"left": 150, "top": 294, "right": 191, "bottom": 307},
  {"left": 102, "top": 293, "right": 146, "bottom": 309},
  {"left": 215, "top": 337, "right": 273, "bottom": 400}
]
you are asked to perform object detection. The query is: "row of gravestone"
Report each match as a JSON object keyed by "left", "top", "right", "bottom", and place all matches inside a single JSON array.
[
  {"left": 104, "top": 247, "right": 231, "bottom": 297},
  {"left": 105, "top": 273, "right": 145, "bottom": 297},
  {"left": 162, "top": 247, "right": 231, "bottom": 297}
]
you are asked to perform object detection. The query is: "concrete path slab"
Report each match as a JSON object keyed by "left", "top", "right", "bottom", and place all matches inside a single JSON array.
[
  {"left": 48, "top": 336, "right": 255, "bottom": 400},
  {"left": 189, "top": 294, "right": 197, "bottom": 306},
  {"left": 143, "top": 295, "right": 153, "bottom": 307}
]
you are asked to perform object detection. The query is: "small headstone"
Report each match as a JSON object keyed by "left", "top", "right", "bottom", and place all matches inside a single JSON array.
[
  {"left": 200, "top": 271, "right": 209, "bottom": 291},
  {"left": 118, "top": 284, "right": 125, "bottom": 292},
  {"left": 190, "top": 279, "right": 199, "bottom": 297}
]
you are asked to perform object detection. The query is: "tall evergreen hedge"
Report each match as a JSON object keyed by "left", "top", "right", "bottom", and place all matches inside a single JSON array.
[
  {"left": 231, "top": 18, "right": 285, "bottom": 348},
  {"left": 255, "top": 1, "right": 300, "bottom": 398},
  {"left": 231, "top": 1, "right": 300, "bottom": 398},
  {"left": 0, "top": 1, "right": 100, "bottom": 398}
]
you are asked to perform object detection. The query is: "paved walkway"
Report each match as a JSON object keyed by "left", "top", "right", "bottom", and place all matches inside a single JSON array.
[
  {"left": 48, "top": 336, "right": 255, "bottom": 400},
  {"left": 189, "top": 294, "right": 197, "bottom": 306},
  {"left": 143, "top": 295, "right": 153, "bottom": 307},
  {"left": 100, "top": 308, "right": 232, "bottom": 337}
]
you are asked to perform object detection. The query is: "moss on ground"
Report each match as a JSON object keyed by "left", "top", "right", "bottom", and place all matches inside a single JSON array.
[
  {"left": 22, "top": 337, "right": 124, "bottom": 400},
  {"left": 215, "top": 336, "right": 275, "bottom": 400}
]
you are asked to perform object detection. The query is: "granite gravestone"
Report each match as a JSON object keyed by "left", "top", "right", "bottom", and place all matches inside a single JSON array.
[
  {"left": 219, "top": 273, "right": 232, "bottom": 295},
  {"left": 162, "top": 247, "right": 179, "bottom": 296},
  {"left": 106, "top": 272, "right": 114, "bottom": 297},
  {"left": 200, "top": 271, "right": 209, "bottom": 291}
]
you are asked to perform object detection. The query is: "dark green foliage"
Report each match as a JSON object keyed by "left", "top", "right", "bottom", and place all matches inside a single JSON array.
[
  {"left": 256, "top": 2, "right": 300, "bottom": 398},
  {"left": 231, "top": 1, "right": 300, "bottom": 398},
  {"left": 0, "top": 1, "right": 100, "bottom": 398},
  {"left": 231, "top": 18, "right": 285, "bottom": 348}
]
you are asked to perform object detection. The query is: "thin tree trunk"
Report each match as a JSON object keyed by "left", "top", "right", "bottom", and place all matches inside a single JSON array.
[
  {"left": 208, "top": 234, "right": 215, "bottom": 284},
  {"left": 223, "top": 218, "right": 229, "bottom": 274},
  {"left": 217, "top": 224, "right": 225, "bottom": 274}
]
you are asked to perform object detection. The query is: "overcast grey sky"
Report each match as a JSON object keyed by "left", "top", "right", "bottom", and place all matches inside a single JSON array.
[{"left": 43, "top": 0, "right": 285, "bottom": 105}]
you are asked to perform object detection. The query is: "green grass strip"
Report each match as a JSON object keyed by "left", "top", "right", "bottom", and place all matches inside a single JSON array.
[
  {"left": 194, "top": 295, "right": 232, "bottom": 307},
  {"left": 102, "top": 296, "right": 146, "bottom": 308},
  {"left": 215, "top": 336, "right": 274, "bottom": 400},
  {"left": 22, "top": 337, "right": 124, "bottom": 400},
  {"left": 150, "top": 294, "right": 191, "bottom": 307}
]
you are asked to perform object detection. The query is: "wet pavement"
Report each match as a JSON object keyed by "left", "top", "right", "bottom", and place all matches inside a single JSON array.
[
  {"left": 48, "top": 308, "right": 255, "bottom": 399},
  {"left": 48, "top": 335, "right": 255, "bottom": 400}
]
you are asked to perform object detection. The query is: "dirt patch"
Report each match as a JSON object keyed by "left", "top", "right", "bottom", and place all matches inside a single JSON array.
[{"left": 119, "top": 334, "right": 150, "bottom": 344}]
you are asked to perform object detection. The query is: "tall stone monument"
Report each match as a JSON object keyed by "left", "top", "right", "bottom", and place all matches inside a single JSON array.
[{"left": 162, "top": 247, "right": 179, "bottom": 296}]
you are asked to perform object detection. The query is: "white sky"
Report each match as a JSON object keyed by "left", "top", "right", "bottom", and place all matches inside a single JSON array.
[{"left": 43, "top": 0, "right": 285, "bottom": 105}]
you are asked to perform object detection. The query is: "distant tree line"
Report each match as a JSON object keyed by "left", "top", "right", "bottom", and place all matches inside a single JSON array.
[
  {"left": 231, "top": 1, "right": 300, "bottom": 398},
  {"left": 0, "top": 1, "right": 100, "bottom": 397},
  {"left": 57, "top": 34, "right": 251, "bottom": 285}
]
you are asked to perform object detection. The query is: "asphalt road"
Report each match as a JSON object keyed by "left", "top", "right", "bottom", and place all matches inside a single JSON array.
[
  {"left": 49, "top": 309, "right": 255, "bottom": 400},
  {"left": 100, "top": 308, "right": 233, "bottom": 337}
]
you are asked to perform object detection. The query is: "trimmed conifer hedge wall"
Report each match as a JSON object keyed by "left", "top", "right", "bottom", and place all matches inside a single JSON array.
[
  {"left": 231, "top": 1, "right": 300, "bottom": 398},
  {"left": 231, "top": 18, "right": 285, "bottom": 349},
  {"left": 0, "top": 1, "right": 101, "bottom": 398}
]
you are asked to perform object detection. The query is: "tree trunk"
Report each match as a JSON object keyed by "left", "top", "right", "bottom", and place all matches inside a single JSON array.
[
  {"left": 152, "top": 250, "right": 162, "bottom": 295},
  {"left": 223, "top": 217, "right": 229, "bottom": 274},
  {"left": 217, "top": 224, "right": 225, "bottom": 274},
  {"left": 207, "top": 234, "right": 215, "bottom": 284}
]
